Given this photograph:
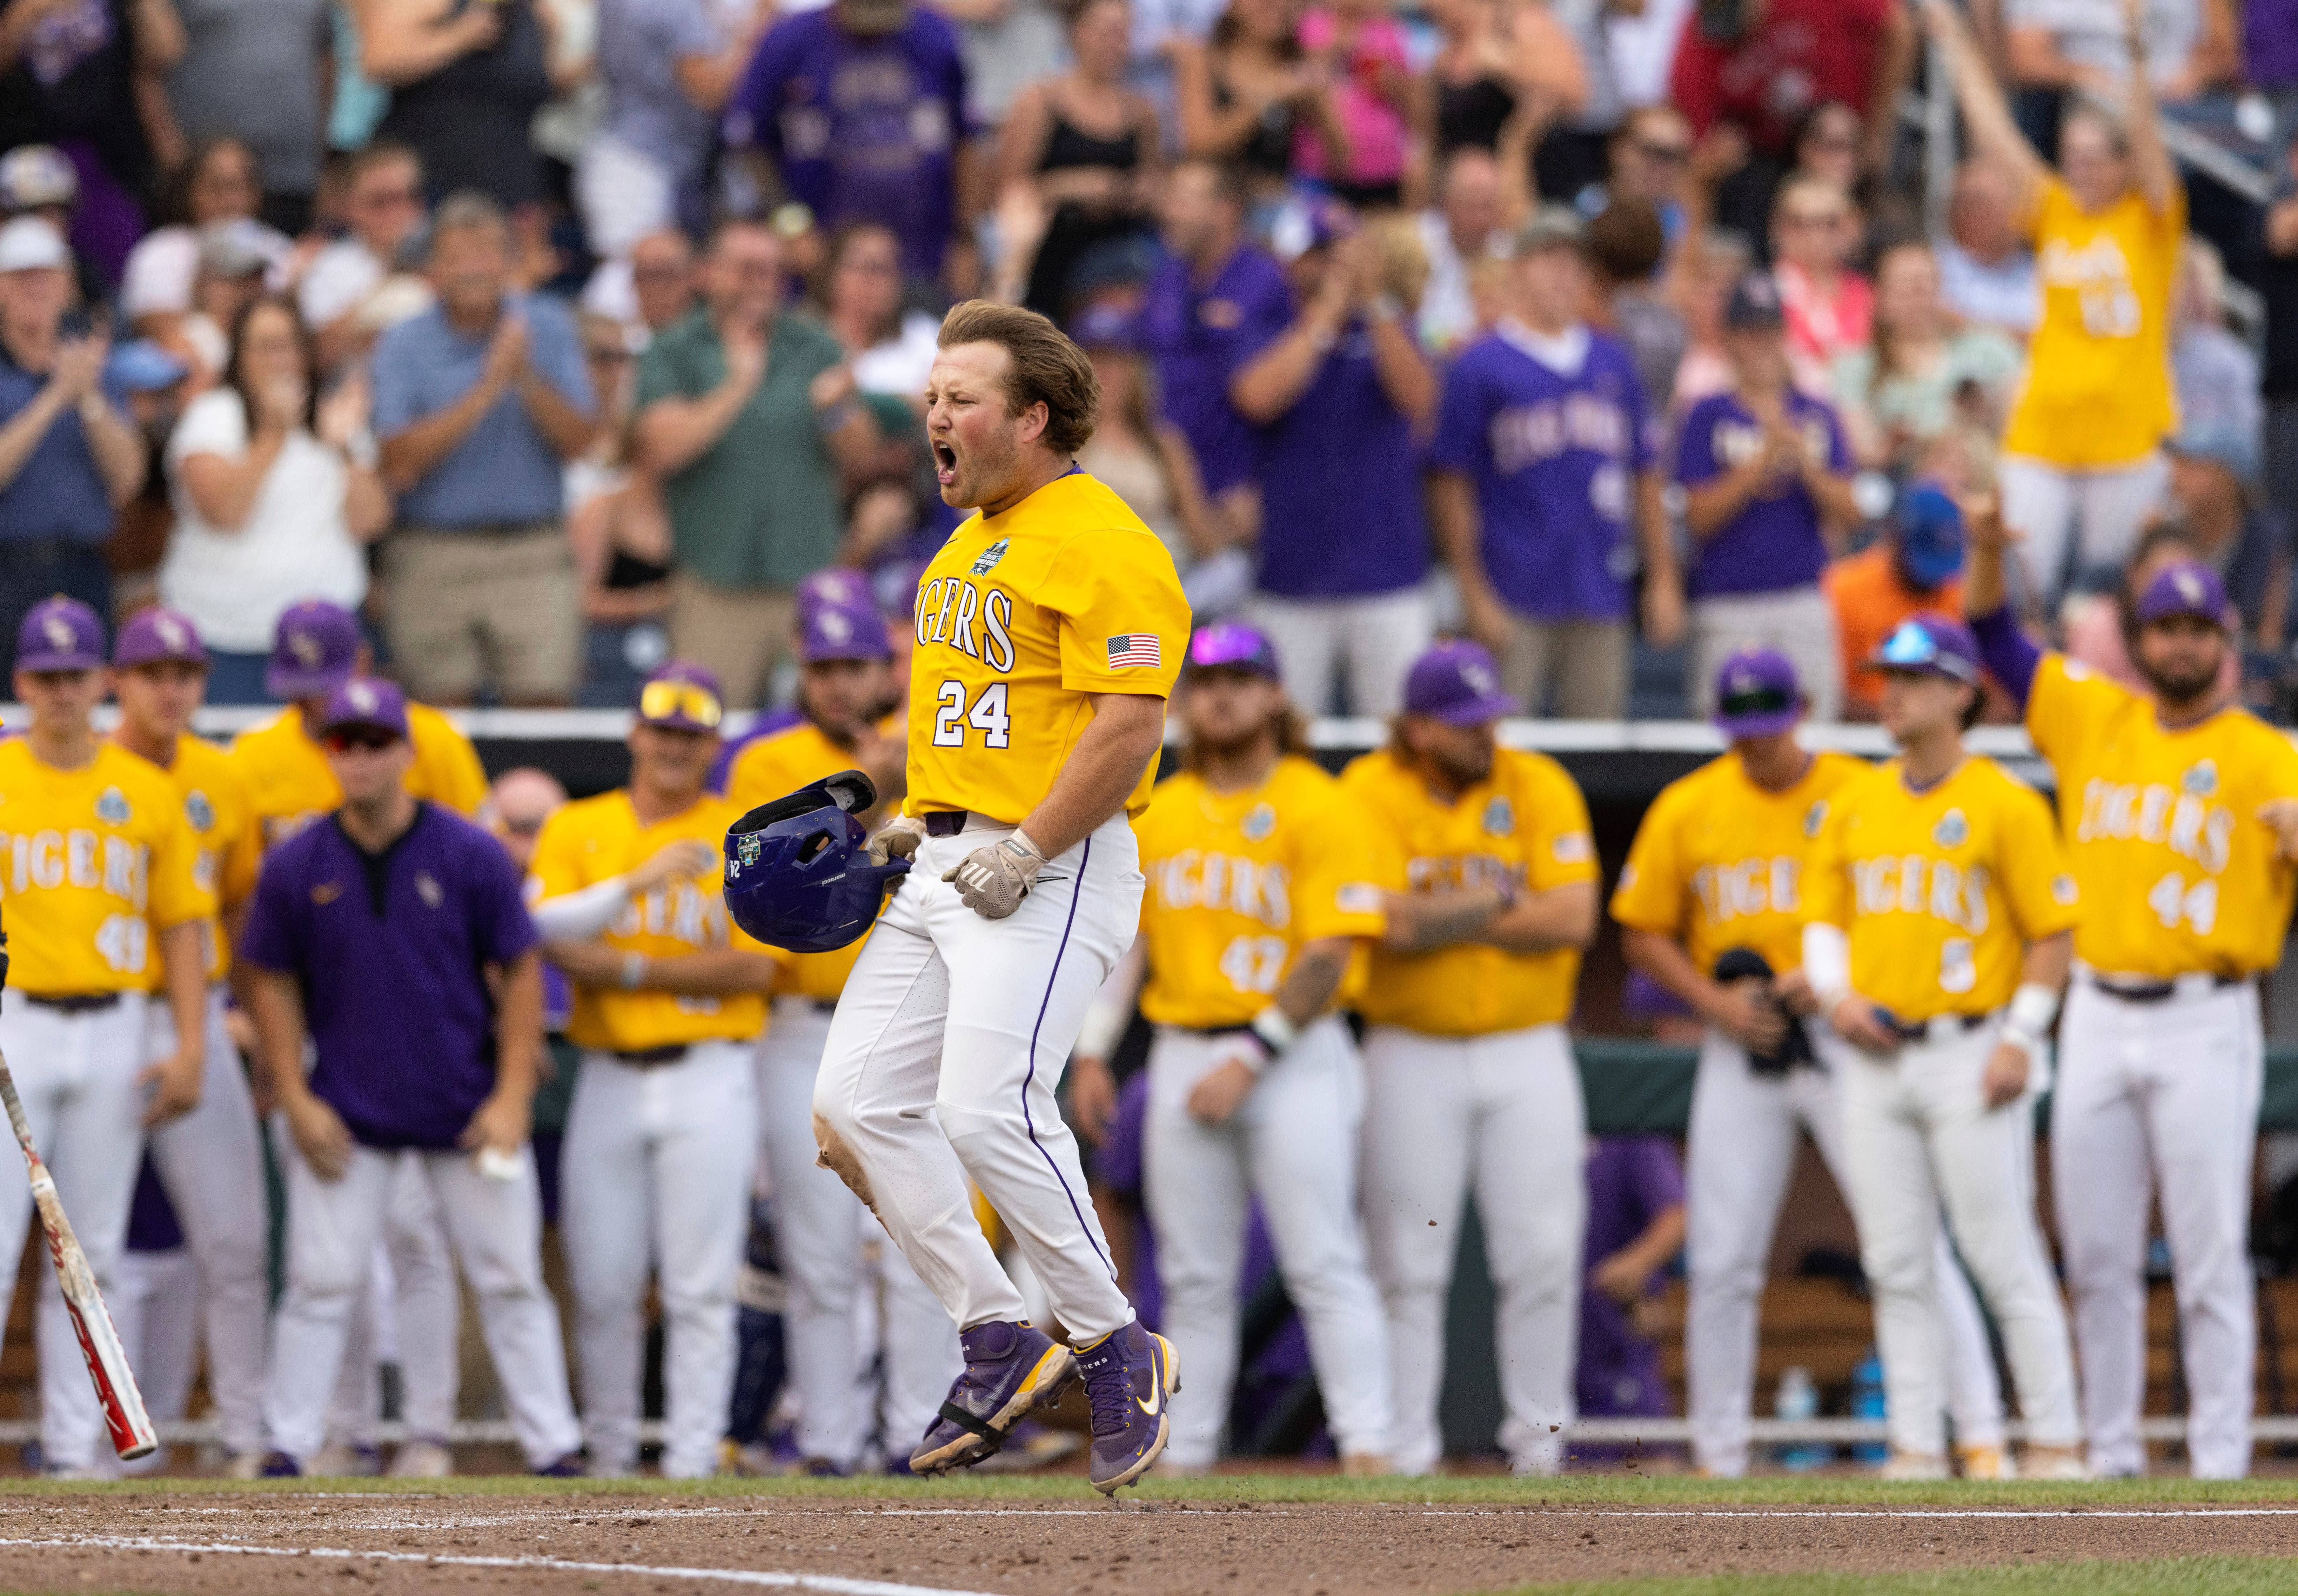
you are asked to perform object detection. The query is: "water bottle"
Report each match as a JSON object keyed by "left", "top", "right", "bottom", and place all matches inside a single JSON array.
[
  {"left": 1774, "top": 1365, "right": 1828, "bottom": 1471},
  {"left": 1850, "top": 1348, "right": 1888, "bottom": 1465}
]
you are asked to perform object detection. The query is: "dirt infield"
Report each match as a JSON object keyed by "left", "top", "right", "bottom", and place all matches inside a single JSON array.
[{"left": 0, "top": 1481, "right": 2297, "bottom": 1595}]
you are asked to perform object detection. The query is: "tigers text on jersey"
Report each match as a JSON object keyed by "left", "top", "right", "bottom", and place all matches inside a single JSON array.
[
  {"left": 1803, "top": 756, "right": 2079, "bottom": 1021},
  {"left": 725, "top": 716, "right": 897, "bottom": 1003},
  {"left": 527, "top": 790, "right": 779, "bottom": 1054},
  {"left": 126, "top": 733, "right": 261, "bottom": 987},
  {"left": 1132, "top": 756, "right": 1388, "bottom": 1030},
  {"left": 2029, "top": 653, "right": 2298, "bottom": 978},
  {"left": 1342, "top": 745, "right": 1599, "bottom": 1036},
  {"left": 231, "top": 700, "right": 489, "bottom": 851},
  {"left": 1611, "top": 748, "right": 1867, "bottom": 977},
  {"left": 904, "top": 471, "right": 1188, "bottom": 825},
  {"left": 0, "top": 740, "right": 214, "bottom": 994}
]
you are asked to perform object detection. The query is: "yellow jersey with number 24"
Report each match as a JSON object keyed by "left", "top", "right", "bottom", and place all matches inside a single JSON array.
[
  {"left": 1803, "top": 756, "right": 2079, "bottom": 1022},
  {"left": 1132, "top": 756, "right": 1388, "bottom": 1030},
  {"left": 2028, "top": 652, "right": 2298, "bottom": 979},
  {"left": 904, "top": 471, "right": 1188, "bottom": 825}
]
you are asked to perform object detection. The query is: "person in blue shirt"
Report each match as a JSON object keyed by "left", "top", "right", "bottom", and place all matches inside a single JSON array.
[
  {"left": 1229, "top": 196, "right": 1440, "bottom": 717},
  {"left": 1431, "top": 207, "right": 1682, "bottom": 720},
  {"left": 371, "top": 191, "right": 594, "bottom": 708}
]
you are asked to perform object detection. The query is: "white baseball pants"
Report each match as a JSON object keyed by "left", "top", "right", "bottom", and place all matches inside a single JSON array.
[
  {"left": 321, "top": 1154, "right": 462, "bottom": 1452},
  {"left": 1145, "top": 1017, "right": 1393, "bottom": 1467},
  {"left": 109, "top": 1246, "right": 200, "bottom": 1475},
  {"left": 758, "top": 998, "right": 960, "bottom": 1467},
  {"left": 0, "top": 993, "right": 150, "bottom": 1472},
  {"left": 814, "top": 814, "right": 1140, "bottom": 1344},
  {"left": 141, "top": 987, "right": 270, "bottom": 1459},
  {"left": 2055, "top": 977, "right": 2264, "bottom": 1478},
  {"left": 1998, "top": 451, "right": 2171, "bottom": 606},
  {"left": 267, "top": 1139, "right": 580, "bottom": 1470},
  {"left": 563, "top": 1039, "right": 757, "bottom": 1478},
  {"left": 1686, "top": 1026, "right": 2007, "bottom": 1475},
  {"left": 1839, "top": 1021, "right": 2082, "bottom": 1460},
  {"left": 1361, "top": 1021, "right": 1585, "bottom": 1476}
]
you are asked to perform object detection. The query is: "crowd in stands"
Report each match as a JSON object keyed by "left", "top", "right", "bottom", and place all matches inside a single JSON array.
[{"left": 2, "top": 0, "right": 2296, "bottom": 722}]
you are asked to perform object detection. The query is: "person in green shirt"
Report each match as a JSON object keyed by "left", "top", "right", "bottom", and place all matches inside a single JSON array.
[{"left": 634, "top": 217, "right": 878, "bottom": 707}]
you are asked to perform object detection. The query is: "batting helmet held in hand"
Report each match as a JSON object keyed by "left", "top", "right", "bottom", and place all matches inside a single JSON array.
[{"left": 724, "top": 769, "right": 908, "bottom": 953}]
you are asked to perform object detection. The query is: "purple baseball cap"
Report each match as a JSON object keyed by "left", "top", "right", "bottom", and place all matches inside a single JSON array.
[
  {"left": 636, "top": 661, "right": 725, "bottom": 732},
  {"left": 268, "top": 600, "right": 360, "bottom": 700},
  {"left": 113, "top": 606, "right": 208, "bottom": 670},
  {"left": 1712, "top": 648, "right": 1803, "bottom": 738},
  {"left": 1186, "top": 621, "right": 1281, "bottom": 680},
  {"left": 2133, "top": 560, "right": 2230, "bottom": 630},
  {"left": 315, "top": 676, "right": 409, "bottom": 739},
  {"left": 795, "top": 567, "right": 873, "bottom": 611},
  {"left": 16, "top": 596, "right": 105, "bottom": 672},
  {"left": 799, "top": 578, "right": 891, "bottom": 664},
  {"left": 1870, "top": 611, "right": 1983, "bottom": 685},
  {"left": 1404, "top": 640, "right": 1518, "bottom": 725}
]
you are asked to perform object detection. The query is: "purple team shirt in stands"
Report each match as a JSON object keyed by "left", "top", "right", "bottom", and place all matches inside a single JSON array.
[
  {"left": 1577, "top": 1135, "right": 1686, "bottom": 1419},
  {"left": 1138, "top": 245, "right": 1292, "bottom": 496},
  {"left": 241, "top": 804, "right": 540, "bottom": 1151},
  {"left": 724, "top": 7, "right": 972, "bottom": 277},
  {"left": 1673, "top": 390, "right": 1850, "bottom": 600},
  {"left": 1428, "top": 325, "right": 1656, "bottom": 621},
  {"left": 1253, "top": 317, "right": 1428, "bottom": 598}
]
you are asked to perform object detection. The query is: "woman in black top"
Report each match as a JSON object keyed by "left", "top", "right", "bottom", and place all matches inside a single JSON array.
[
  {"left": 1174, "top": 0, "right": 1345, "bottom": 206},
  {"left": 997, "top": 0, "right": 1162, "bottom": 318},
  {"left": 364, "top": 0, "right": 557, "bottom": 211},
  {"left": 1417, "top": 0, "right": 1586, "bottom": 182}
]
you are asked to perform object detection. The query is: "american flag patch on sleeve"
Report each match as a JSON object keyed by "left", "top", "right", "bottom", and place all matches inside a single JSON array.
[{"left": 1106, "top": 634, "right": 1163, "bottom": 669}]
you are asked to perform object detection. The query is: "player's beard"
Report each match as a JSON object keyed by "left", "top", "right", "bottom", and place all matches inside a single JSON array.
[
  {"left": 941, "top": 428, "right": 1021, "bottom": 509},
  {"left": 2136, "top": 645, "right": 2222, "bottom": 709}
]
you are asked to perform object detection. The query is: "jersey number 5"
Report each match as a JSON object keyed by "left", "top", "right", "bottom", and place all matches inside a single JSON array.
[{"left": 933, "top": 680, "right": 1011, "bottom": 749}]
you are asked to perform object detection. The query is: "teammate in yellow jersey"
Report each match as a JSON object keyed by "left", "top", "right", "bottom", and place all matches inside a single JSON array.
[
  {"left": 231, "top": 600, "right": 489, "bottom": 849},
  {"left": 0, "top": 598, "right": 212, "bottom": 1477},
  {"left": 527, "top": 663, "right": 783, "bottom": 1480},
  {"left": 1614, "top": 648, "right": 2007, "bottom": 1479},
  {"left": 104, "top": 608, "right": 270, "bottom": 1477},
  {"left": 811, "top": 302, "right": 1188, "bottom": 1494},
  {"left": 724, "top": 574, "right": 959, "bottom": 1476},
  {"left": 1801, "top": 612, "right": 2085, "bottom": 1480},
  {"left": 1069, "top": 622, "right": 1392, "bottom": 1477},
  {"left": 1965, "top": 506, "right": 2298, "bottom": 1479},
  {"left": 1340, "top": 640, "right": 1599, "bottom": 1478}
]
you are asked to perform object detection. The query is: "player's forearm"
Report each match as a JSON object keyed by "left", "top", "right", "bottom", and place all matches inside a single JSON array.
[
  {"left": 1475, "top": 880, "right": 1597, "bottom": 953},
  {"left": 1272, "top": 937, "right": 1352, "bottom": 1028},
  {"left": 1076, "top": 937, "right": 1146, "bottom": 1059},
  {"left": 1019, "top": 693, "right": 1167, "bottom": 857},
  {"left": 159, "top": 922, "right": 207, "bottom": 1073},
  {"left": 1621, "top": 927, "right": 1733, "bottom": 1024},
  {"left": 640, "top": 948, "right": 782, "bottom": 995},
  {"left": 248, "top": 968, "right": 311, "bottom": 1106},
  {"left": 2019, "top": 930, "right": 2071, "bottom": 994},
  {"left": 491, "top": 951, "right": 544, "bottom": 1105},
  {"left": 1379, "top": 885, "right": 1507, "bottom": 952}
]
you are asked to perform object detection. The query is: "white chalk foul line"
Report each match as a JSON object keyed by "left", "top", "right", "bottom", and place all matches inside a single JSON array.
[{"left": 0, "top": 1534, "right": 1012, "bottom": 1596}]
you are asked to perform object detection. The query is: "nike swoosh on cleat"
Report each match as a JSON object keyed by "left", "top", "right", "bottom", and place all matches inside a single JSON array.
[{"left": 1135, "top": 1384, "right": 1160, "bottom": 1418}]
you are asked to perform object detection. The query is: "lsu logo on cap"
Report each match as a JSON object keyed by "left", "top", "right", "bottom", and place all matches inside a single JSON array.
[
  {"left": 2176, "top": 568, "right": 2207, "bottom": 605},
  {"left": 1241, "top": 803, "right": 1276, "bottom": 841},
  {"left": 1932, "top": 809, "right": 1968, "bottom": 848},
  {"left": 346, "top": 680, "right": 380, "bottom": 716},
  {"left": 818, "top": 608, "right": 855, "bottom": 645},
  {"left": 156, "top": 614, "right": 188, "bottom": 653},
  {"left": 40, "top": 614, "right": 73, "bottom": 652},
  {"left": 1803, "top": 800, "right": 1829, "bottom": 839},
  {"left": 289, "top": 628, "right": 324, "bottom": 669},
  {"left": 1462, "top": 657, "right": 1500, "bottom": 698},
  {"left": 2183, "top": 760, "right": 2219, "bottom": 797},
  {"left": 1482, "top": 795, "right": 1515, "bottom": 837},
  {"left": 185, "top": 790, "right": 214, "bottom": 832},
  {"left": 96, "top": 787, "right": 130, "bottom": 825},
  {"left": 971, "top": 537, "right": 1010, "bottom": 576}
]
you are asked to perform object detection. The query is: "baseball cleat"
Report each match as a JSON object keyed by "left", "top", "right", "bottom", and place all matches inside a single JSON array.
[
  {"left": 2023, "top": 1445, "right": 2089, "bottom": 1481},
  {"left": 258, "top": 1451, "right": 303, "bottom": 1478},
  {"left": 531, "top": 1453, "right": 587, "bottom": 1478},
  {"left": 1878, "top": 1449, "right": 1950, "bottom": 1480},
  {"left": 1078, "top": 1319, "right": 1180, "bottom": 1495},
  {"left": 387, "top": 1438, "right": 453, "bottom": 1478},
  {"left": 1955, "top": 1442, "right": 2011, "bottom": 1480},
  {"left": 909, "top": 1319, "right": 1078, "bottom": 1476}
]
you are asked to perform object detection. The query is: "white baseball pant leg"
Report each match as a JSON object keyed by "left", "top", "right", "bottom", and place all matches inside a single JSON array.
[
  {"left": 385, "top": 1150, "right": 462, "bottom": 1446},
  {"left": 813, "top": 814, "right": 1141, "bottom": 1344},
  {"left": 268, "top": 1144, "right": 408, "bottom": 1464},
  {"left": 2055, "top": 979, "right": 2264, "bottom": 1478},
  {"left": 142, "top": 986, "right": 270, "bottom": 1458},
  {"left": 1999, "top": 452, "right": 2171, "bottom": 607},
  {"left": 1840, "top": 1024, "right": 2081, "bottom": 1459},
  {"left": 563, "top": 1040, "right": 758, "bottom": 1478},
  {"left": 758, "top": 998, "right": 960, "bottom": 1467},
  {"left": 1361, "top": 1022, "right": 1585, "bottom": 1477},
  {"left": 1144, "top": 1017, "right": 1393, "bottom": 1468},
  {"left": 109, "top": 1246, "right": 201, "bottom": 1475},
  {"left": 0, "top": 995, "right": 152, "bottom": 1473}
]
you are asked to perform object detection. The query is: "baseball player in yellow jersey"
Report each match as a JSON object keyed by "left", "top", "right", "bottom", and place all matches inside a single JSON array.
[
  {"left": 726, "top": 579, "right": 961, "bottom": 1475},
  {"left": 1802, "top": 611, "right": 2086, "bottom": 1479},
  {"left": 231, "top": 600, "right": 489, "bottom": 849},
  {"left": 1341, "top": 639, "right": 1600, "bottom": 1478},
  {"left": 1965, "top": 512, "right": 2298, "bottom": 1478},
  {"left": 0, "top": 598, "right": 213, "bottom": 1477},
  {"left": 103, "top": 608, "right": 272, "bottom": 1476},
  {"left": 1614, "top": 648, "right": 2010, "bottom": 1478},
  {"left": 810, "top": 302, "right": 1188, "bottom": 1495},
  {"left": 1069, "top": 622, "right": 1393, "bottom": 1475}
]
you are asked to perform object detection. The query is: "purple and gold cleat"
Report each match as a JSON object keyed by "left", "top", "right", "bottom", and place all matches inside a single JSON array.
[
  {"left": 909, "top": 1320, "right": 1078, "bottom": 1476},
  {"left": 1078, "top": 1320, "right": 1180, "bottom": 1495}
]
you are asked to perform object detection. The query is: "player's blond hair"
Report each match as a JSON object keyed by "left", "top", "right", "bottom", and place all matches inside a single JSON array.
[{"left": 937, "top": 300, "right": 1100, "bottom": 455}]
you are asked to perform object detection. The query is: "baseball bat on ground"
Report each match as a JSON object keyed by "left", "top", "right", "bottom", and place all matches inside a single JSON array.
[{"left": 0, "top": 1045, "right": 157, "bottom": 1461}]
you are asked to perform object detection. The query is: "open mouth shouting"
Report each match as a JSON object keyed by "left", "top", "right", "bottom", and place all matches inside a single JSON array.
[{"left": 931, "top": 437, "right": 959, "bottom": 491}]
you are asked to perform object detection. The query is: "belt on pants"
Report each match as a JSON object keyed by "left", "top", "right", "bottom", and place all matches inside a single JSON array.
[
  {"left": 923, "top": 810, "right": 983, "bottom": 837},
  {"left": 20, "top": 992, "right": 124, "bottom": 1014},
  {"left": 1877, "top": 1010, "right": 1994, "bottom": 1045},
  {"left": 2080, "top": 967, "right": 2249, "bottom": 1004},
  {"left": 611, "top": 1044, "right": 690, "bottom": 1067}
]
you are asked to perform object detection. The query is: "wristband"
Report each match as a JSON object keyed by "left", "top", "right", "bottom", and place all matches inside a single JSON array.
[
  {"left": 1246, "top": 1005, "right": 1299, "bottom": 1067},
  {"left": 618, "top": 951, "right": 650, "bottom": 991},
  {"left": 2006, "top": 980, "right": 2060, "bottom": 1037},
  {"left": 1075, "top": 1000, "right": 1130, "bottom": 1061}
]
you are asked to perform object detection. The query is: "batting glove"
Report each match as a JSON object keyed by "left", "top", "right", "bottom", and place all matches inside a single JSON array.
[
  {"left": 944, "top": 830, "right": 1047, "bottom": 919},
  {"left": 867, "top": 813, "right": 929, "bottom": 868}
]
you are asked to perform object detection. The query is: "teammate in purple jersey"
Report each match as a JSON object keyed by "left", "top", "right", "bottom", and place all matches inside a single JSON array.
[{"left": 1430, "top": 208, "right": 1682, "bottom": 720}]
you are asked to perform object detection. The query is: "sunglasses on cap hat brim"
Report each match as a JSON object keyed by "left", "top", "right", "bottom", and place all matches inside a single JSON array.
[
  {"left": 1870, "top": 621, "right": 1979, "bottom": 683},
  {"left": 321, "top": 724, "right": 404, "bottom": 752},
  {"left": 638, "top": 679, "right": 724, "bottom": 730},
  {"left": 1715, "top": 683, "right": 1800, "bottom": 721}
]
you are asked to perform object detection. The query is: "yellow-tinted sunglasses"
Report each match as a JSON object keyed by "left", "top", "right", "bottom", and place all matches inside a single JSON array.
[{"left": 637, "top": 680, "right": 724, "bottom": 729}]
